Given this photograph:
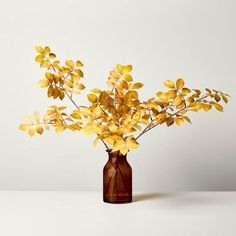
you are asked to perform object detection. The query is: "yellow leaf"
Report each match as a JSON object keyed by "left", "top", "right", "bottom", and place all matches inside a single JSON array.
[
  {"left": 49, "top": 53, "right": 56, "bottom": 59},
  {"left": 28, "top": 127, "right": 35, "bottom": 137},
  {"left": 176, "top": 78, "right": 184, "bottom": 89},
  {"left": 53, "top": 74, "right": 60, "bottom": 84},
  {"left": 132, "top": 82, "right": 144, "bottom": 89},
  {"left": 166, "top": 117, "right": 174, "bottom": 127},
  {"left": 186, "top": 97, "right": 195, "bottom": 104},
  {"left": 146, "top": 102, "right": 158, "bottom": 110},
  {"left": 34, "top": 55, "right": 44, "bottom": 62},
  {"left": 202, "top": 104, "right": 212, "bottom": 112},
  {"left": 104, "top": 135, "right": 116, "bottom": 145},
  {"left": 123, "top": 65, "right": 132, "bottom": 74},
  {"left": 74, "top": 69, "right": 84, "bottom": 77},
  {"left": 156, "top": 91, "right": 164, "bottom": 98},
  {"left": 164, "top": 80, "right": 175, "bottom": 88},
  {"left": 123, "top": 74, "right": 133, "bottom": 82},
  {"left": 91, "top": 88, "right": 101, "bottom": 93},
  {"left": 53, "top": 87, "right": 60, "bottom": 99},
  {"left": 181, "top": 88, "right": 191, "bottom": 95},
  {"left": 76, "top": 83, "right": 85, "bottom": 90},
  {"left": 191, "top": 103, "right": 202, "bottom": 112},
  {"left": 59, "top": 90, "right": 65, "bottom": 100},
  {"left": 112, "top": 144, "right": 124, "bottom": 152},
  {"left": 166, "top": 90, "right": 177, "bottom": 99},
  {"left": 93, "top": 106, "right": 103, "bottom": 116},
  {"left": 65, "top": 79, "right": 73, "bottom": 88},
  {"left": 212, "top": 103, "right": 223, "bottom": 112},
  {"left": 99, "top": 91, "right": 108, "bottom": 104},
  {"left": 214, "top": 94, "right": 221, "bottom": 102},
  {"left": 93, "top": 137, "right": 100, "bottom": 148},
  {"left": 47, "top": 85, "right": 54, "bottom": 98},
  {"left": 182, "top": 116, "right": 191, "bottom": 123},
  {"left": 193, "top": 89, "right": 201, "bottom": 96},
  {"left": 45, "top": 72, "right": 54, "bottom": 82},
  {"left": 38, "top": 79, "right": 49, "bottom": 88},
  {"left": 34, "top": 112, "right": 40, "bottom": 123},
  {"left": 205, "top": 88, "right": 212, "bottom": 95},
  {"left": 65, "top": 60, "right": 74, "bottom": 69},
  {"left": 126, "top": 137, "right": 139, "bottom": 149},
  {"left": 71, "top": 74, "right": 80, "bottom": 82},
  {"left": 36, "top": 125, "right": 44, "bottom": 135},
  {"left": 222, "top": 95, "right": 228, "bottom": 104},
  {"left": 175, "top": 117, "right": 184, "bottom": 126},
  {"left": 71, "top": 111, "right": 81, "bottom": 119},
  {"left": 67, "top": 124, "right": 81, "bottom": 131},
  {"left": 55, "top": 126, "right": 65, "bottom": 133},
  {"left": 40, "top": 60, "right": 48, "bottom": 68},
  {"left": 119, "top": 80, "right": 128, "bottom": 90},
  {"left": 82, "top": 126, "right": 97, "bottom": 136},
  {"left": 87, "top": 94, "right": 98, "bottom": 103},
  {"left": 173, "top": 95, "right": 183, "bottom": 106},
  {"left": 58, "top": 106, "right": 67, "bottom": 111},
  {"left": 79, "top": 107, "right": 91, "bottom": 116},
  {"left": 156, "top": 113, "right": 167, "bottom": 124},
  {"left": 35, "top": 46, "right": 44, "bottom": 54},
  {"left": 76, "top": 60, "right": 84, "bottom": 67},
  {"left": 19, "top": 124, "right": 29, "bottom": 131},
  {"left": 44, "top": 46, "right": 51, "bottom": 55},
  {"left": 116, "top": 64, "right": 123, "bottom": 74},
  {"left": 120, "top": 146, "right": 129, "bottom": 155}
]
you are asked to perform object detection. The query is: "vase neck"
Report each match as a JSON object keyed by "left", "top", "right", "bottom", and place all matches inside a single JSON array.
[{"left": 107, "top": 151, "right": 127, "bottom": 163}]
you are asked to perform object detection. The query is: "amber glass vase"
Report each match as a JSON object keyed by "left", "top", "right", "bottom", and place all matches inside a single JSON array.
[{"left": 103, "top": 150, "right": 132, "bottom": 203}]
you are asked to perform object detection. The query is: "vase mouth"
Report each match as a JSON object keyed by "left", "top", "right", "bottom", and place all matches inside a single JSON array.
[{"left": 106, "top": 149, "right": 129, "bottom": 155}]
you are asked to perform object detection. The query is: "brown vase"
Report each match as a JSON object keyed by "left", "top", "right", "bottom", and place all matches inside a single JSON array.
[{"left": 103, "top": 150, "right": 132, "bottom": 203}]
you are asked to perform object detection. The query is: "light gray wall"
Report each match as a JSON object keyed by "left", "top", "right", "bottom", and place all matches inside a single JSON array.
[{"left": 0, "top": 0, "right": 235, "bottom": 191}]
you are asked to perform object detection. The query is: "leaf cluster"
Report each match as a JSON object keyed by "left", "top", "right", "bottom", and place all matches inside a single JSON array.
[{"left": 19, "top": 46, "right": 229, "bottom": 155}]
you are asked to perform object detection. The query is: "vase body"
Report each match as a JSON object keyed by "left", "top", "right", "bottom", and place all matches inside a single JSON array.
[{"left": 103, "top": 151, "right": 132, "bottom": 203}]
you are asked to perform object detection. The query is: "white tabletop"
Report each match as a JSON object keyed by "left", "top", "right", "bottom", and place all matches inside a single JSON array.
[{"left": 0, "top": 191, "right": 235, "bottom": 236}]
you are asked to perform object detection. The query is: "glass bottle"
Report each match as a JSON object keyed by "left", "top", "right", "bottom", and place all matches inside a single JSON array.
[{"left": 103, "top": 150, "right": 132, "bottom": 203}]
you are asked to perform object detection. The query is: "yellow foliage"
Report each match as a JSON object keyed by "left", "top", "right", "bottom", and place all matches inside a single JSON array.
[{"left": 19, "top": 45, "right": 229, "bottom": 155}]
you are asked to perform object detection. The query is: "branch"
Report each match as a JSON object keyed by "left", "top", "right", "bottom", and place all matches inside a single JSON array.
[
  {"left": 44, "top": 56, "right": 81, "bottom": 110},
  {"left": 135, "top": 95, "right": 208, "bottom": 140},
  {"left": 44, "top": 56, "right": 110, "bottom": 150},
  {"left": 101, "top": 138, "right": 109, "bottom": 150}
]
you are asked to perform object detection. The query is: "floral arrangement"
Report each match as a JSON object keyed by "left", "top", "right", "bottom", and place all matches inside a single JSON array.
[{"left": 19, "top": 46, "right": 229, "bottom": 155}]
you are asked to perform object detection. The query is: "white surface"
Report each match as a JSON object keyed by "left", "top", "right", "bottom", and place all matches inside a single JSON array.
[
  {"left": 0, "top": 0, "right": 236, "bottom": 191},
  {"left": 0, "top": 191, "right": 235, "bottom": 236}
]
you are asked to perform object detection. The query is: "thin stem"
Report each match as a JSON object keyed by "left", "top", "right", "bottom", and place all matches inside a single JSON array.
[
  {"left": 135, "top": 121, "right": 154, "bottom": 140},
  {"left": 101, "top": 138, "right": 109, "bottom": 150},
  {"left": 53, "top": 84, "right": 80, "bottom": 110},
  {"left": 31, "top": 121, "right": 53, "bottom": 126}
]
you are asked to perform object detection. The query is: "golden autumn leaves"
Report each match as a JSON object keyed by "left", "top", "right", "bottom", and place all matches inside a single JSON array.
[{"left": 19, "top": 46, "right": 229, "bottom": 155}]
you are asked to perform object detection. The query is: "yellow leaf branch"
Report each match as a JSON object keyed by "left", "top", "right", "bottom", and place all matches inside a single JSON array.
[{"left": 19, "top": 46, "right": 229, "bottom": 155}]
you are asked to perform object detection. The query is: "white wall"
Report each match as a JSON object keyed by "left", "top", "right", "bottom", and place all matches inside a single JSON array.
[{"left": 0, "top": 0, "right": 235, "bottom": 191}]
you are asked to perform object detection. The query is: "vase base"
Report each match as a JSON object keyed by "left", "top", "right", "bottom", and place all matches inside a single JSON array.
[
  {"left": 103, "top": 199, "right": 132, "bottom": 204},
  {"left": 103, "top": 195, "right": 132, "bottom": 204}
]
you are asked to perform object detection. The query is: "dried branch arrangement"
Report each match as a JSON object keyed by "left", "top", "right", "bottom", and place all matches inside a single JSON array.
[{"left": 19, "top": 46, "right": 229, "bottom": 154}]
